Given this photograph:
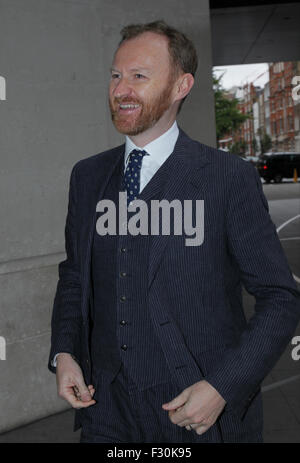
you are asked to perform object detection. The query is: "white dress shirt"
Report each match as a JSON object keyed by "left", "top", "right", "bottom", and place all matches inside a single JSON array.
[
  {"left": 51, "top": 121, "right": 179, "bottom": 368},
  {"left": 124, "top": 120, "right": 179, "bottom": 193}
]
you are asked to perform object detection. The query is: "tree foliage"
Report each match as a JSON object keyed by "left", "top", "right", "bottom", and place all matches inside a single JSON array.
[
  {"left": 229, "top": 140, "right": 248, "bottom": 156},
  {"left": 213, "top": 73, "right": 249, "bottom": 142},
  {"left": 260, "top": 131, "right": 272, "bottom": 154}
]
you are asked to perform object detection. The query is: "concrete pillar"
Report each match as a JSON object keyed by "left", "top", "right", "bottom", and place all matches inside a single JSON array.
[{"left": 0, "top": 0, "right": 215, "bottom": 432}]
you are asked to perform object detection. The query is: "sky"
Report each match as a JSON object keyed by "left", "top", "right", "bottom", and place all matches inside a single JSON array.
[{"left": 213, "top": 63, "right": 269, "bottom": 90}]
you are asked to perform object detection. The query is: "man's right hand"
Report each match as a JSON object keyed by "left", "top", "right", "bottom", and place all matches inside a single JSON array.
[{"left": 56, "top": 353, "right": 96, "bottom": 409}]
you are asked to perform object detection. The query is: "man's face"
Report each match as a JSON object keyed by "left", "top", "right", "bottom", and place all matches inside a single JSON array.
[{"left": 109, "top": 32, "right": 177, "bottom": 136}]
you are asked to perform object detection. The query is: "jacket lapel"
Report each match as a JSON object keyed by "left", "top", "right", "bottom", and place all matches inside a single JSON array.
[
  {"left": 81, "top": 145, "right": 125, "bottom": 319},
  {"left": 147, "top": 129, "right": 211, "bottom": 289}
]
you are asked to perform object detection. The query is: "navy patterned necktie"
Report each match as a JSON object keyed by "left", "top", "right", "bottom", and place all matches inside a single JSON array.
[{"left": 124, "top": 149, "right": 148, "bottom": 206}]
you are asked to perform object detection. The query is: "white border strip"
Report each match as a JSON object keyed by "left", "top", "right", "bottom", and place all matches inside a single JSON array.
[
  {"left": 276, "top": 214, "right": 300, "bottom": 233},
  {"left": 262, "top": 374, "right": 300, "bottom": 393}
]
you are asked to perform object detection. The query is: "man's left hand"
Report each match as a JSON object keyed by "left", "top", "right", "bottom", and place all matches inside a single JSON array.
[{"left": 162, "top": 380, "right": 226, "bottom": 436}]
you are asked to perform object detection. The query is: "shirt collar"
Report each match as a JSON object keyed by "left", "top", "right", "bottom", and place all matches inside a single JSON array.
[{"left": 124, "top": 121, "right": 179, "bottom": 167}]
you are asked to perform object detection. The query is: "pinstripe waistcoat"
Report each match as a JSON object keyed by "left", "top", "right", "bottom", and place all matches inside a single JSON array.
[{"left": 89, "top": 142, "right": 176, "bottom": 386}]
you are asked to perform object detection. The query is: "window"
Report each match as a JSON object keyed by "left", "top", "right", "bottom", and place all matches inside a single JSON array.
[
  {"left": 280, "top": 118, "right": 284, "bottom": 133},
  {"left": 276, "top": 120, "right": 282, "bottom": 134}
]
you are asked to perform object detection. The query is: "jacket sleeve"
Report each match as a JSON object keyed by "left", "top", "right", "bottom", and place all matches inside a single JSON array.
[
  {"left": 205, "top": 160, "right": 300, "bottom": 417},
  {"left": 48, "top": 164, "right": 82, "bottom": 373}
]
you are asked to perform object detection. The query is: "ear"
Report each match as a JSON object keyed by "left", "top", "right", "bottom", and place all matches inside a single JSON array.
[{"left": 174, "top": 73, "right": 194, "bottom": 102}]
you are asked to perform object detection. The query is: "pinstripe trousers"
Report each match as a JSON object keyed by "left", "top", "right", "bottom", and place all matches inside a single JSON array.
[{"left": 79, "top": 363, "right": 224, "bottom": 443}]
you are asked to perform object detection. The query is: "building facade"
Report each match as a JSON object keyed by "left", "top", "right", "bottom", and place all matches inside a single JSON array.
[{"left": 218, "top": 61, "right": 300, "bottom": 157}]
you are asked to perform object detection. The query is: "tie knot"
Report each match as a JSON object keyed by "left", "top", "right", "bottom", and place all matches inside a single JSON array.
[
  {"left": 129, "top": 149, "right": 148, "bottom": 159},
  {"left": 130, "top": 149, "right": 147, "bottom": 155},
  {"left": 127, "top": 149, "right": 148, "bottom": 170}
]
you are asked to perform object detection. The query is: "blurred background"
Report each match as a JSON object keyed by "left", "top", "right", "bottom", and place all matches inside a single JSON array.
[{"left": 0, "top": 0, "right": 299, "bottom": 443}]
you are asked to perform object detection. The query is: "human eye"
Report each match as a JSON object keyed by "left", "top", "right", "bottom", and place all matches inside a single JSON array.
[
  {"left": 135, "top": 73, "right": 146, "bottom": 79},
  {"left": 111, "top": 72, "right": 121, "bottom": 80}
]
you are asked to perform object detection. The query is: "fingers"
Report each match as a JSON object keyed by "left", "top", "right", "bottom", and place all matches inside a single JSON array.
[
  {"left": 71, "top": 396, "right": 96, "bottom": 409},
  {"left": 88, "top": 385, "right": 95, "bottom": 397},
  {"left": 67, "top": 384, "right": 97, "bottom": 408},
  {"left": 177, "top": 410, "right": 215, "bottom": 428},
  {"left": 72, "top": 384, "right": 95, "bottom": 400},
  {"left": 178, "top": 414, "right": 205, "bottom": 427},
  {"left": 76, "top": 377, "right": 94, "bottom": 402},
  {"left": 162, "top": 390, "right": 189, "bottom": 411},
  {"left": 169, "top": 405, "right": 212, "bottom": 435},
  {"left": 182, "top": 411, "right": 217, "bottom": 435},
  {"left": 61, "top": 384, "right": 96, "bottom": 409},
  {"left": 163, "top": 380, "right": 224, "bottom": 437},
  {"left": 168, "top": 403, "right": 190, "bottom": 425},
  {"left": 59, "top": 382, "right": 96, "bottom": 409},
  {"left": 56, "top": 356, "right": 97, "bottom": 409},
  {"left": 194, "top": 424, "right": 209, "bottom": 435},
  {"left": 185, "top": 423, "right": 209, "bottom": 435}
]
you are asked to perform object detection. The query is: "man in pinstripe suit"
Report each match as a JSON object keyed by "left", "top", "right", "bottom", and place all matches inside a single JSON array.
[{"left": 48, "top": 21, "right": 300, "bottom": 443}]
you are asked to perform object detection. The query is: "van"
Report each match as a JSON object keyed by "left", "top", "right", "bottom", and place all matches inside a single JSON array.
[{"left": 256, "top": 152, "right": 300, "bottom": 183}]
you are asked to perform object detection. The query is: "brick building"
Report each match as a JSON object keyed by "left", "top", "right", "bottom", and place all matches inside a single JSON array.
[
  {"left": 218, "top": 83, "right": 258, "bottom": 156},
  {"left": 217, "top": 61, "right": 300, "bottom": 156},
  {"left": 269, "top": 61, "right": 296, "bottom": 152}
]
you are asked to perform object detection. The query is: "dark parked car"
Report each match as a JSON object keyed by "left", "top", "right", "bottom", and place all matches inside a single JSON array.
[{"left": 256, "top": 152, "right": 300, "bottom": 183}]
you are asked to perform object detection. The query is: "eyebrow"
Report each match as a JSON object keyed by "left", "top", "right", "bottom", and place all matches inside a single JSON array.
[
  {"left": 110, "top": 67, "right": 151, "bottom": 73},
  {"left": 130, "top": 67, "right": 151, "bottom": 73}
]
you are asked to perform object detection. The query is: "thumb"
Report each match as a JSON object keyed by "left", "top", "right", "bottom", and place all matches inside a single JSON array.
[
  {"left": 76, "top": 378, "right": 92, "bottom": 402},
  {"left": 162, "top": 392, "right": 187, "bottom": 410}
]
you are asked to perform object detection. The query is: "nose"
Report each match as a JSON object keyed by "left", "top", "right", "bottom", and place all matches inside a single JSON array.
[{"left": 112, "top": 77, "right": 133, "bottom": 99}]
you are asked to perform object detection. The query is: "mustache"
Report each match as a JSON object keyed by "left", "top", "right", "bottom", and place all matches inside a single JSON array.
[{"left": 113, "top": 97, "right": 142, "bottom": 105}]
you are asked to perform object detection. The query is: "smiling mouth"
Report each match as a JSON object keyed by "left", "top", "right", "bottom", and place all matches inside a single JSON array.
[
  {"left": 118, "top": 103, "right": 141, "bottom": 114},
  {"left": 119, "top": 103, "right": 140, "bottom": 109}
]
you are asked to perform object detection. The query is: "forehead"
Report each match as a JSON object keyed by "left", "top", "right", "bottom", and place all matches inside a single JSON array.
[{"left": 113, "top": 32, "right": 171, "bottom": 70}]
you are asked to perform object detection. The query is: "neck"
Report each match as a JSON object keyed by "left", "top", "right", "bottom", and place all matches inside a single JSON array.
[{"left": 129, "top": 115, "right": 177, "bottom": 148}]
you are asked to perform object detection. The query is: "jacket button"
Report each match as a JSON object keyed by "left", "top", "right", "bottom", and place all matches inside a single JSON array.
[
  {"left": 120, "top": 272, "right": 127, "bottom": 277},
  {"left": 121, "top": 344, "right": 128, "bottom": 351},
  {"left": 120, "top": 295, "right": 126, "bottom": 302},
  {"left": 120, "top": 247, "right": 127, "bottom": 253},
  {"left": 120, "top": 320, "right": 127, "bottom": 326}
]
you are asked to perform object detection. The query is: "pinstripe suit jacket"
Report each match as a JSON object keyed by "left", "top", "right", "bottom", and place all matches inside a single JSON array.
[{"left": 48, "top": 128, "right": 300, "bottom": 437}]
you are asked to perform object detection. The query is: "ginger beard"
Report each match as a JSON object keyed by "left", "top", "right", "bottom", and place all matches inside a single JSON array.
[{"left": 109, "top": 77, "right": 175, "bottom": 136}]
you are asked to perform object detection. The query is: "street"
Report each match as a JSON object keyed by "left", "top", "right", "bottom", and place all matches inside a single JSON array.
[
  {"left": 263, "top": 180, "right": 300, "bottom": 284},
  {"left": 245, "top": 179, "right": 300, "bottom": 442}
]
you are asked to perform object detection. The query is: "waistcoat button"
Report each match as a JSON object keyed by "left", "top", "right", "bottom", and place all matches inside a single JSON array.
[{"left": 121, "top": 344, "right": 128, "bottom": 351}]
